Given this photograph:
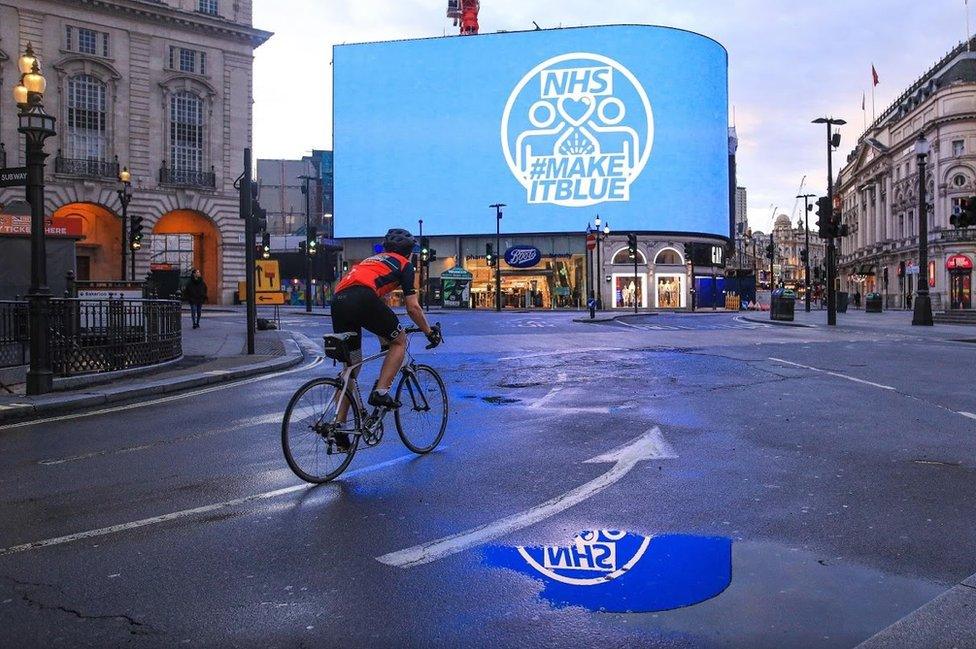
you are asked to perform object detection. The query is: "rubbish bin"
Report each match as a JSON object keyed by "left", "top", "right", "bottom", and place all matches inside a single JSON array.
[
  {"left": 770, "top": 288, "right": 796, "bottom": 322},
  {"left": 865, "top": 292, "right": 882, "bottom": 313},
  {"left": 836, "top": 291, "right": 849, "bottom": 313}
]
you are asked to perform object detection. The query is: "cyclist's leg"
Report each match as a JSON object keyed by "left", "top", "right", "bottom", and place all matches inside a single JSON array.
[
  {"left": 360, "top": 295, "right": 405, "bottom": 407},
  {"left": 375, "top": 333, "right": 406, "bottom": 392}
]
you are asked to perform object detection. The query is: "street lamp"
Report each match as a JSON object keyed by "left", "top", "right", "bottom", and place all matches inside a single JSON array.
[
  {"left": 14, "top": 43, "right": 57, "bottom": 395},
  {"left": 117, "top": 166, "right": 133, "bottom": 280},
  {"left": 913, "top": 133, "right": 934, "bottom": 326},
  {"left": 490, "top": 203, "right": 505, "bottom": 311},
  {"left": 812, "top": 116, "right": 846, "bottom": 325},
  {"left": 596, "top": 220, "right": 610, "bottom": 309}
]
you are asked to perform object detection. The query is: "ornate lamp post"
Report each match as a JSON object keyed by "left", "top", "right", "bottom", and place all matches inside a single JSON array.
[
  {"left": 912, "top": 133, "right": 934, "bottom": 326},
  {"left": 14, "top": 43, "right": 57, "bottom": 395},
  {"left": 117, "top": 166, "right": 132, "bottom": 280},
  {"left": 593, "top": 215, "right": 610, "bottom": 309}
]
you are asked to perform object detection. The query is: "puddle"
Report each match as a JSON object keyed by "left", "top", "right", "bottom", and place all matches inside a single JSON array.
[
  {"left": 483, "top": 530, "right": 731, "bottom": 613},
  {"left": 456, "top": 393, "right": 522, "bottom": 405}
]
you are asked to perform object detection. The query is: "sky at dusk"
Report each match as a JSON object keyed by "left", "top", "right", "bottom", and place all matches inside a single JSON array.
[{"left": 253, "top": 0, "right": 973, "bottom": 233}]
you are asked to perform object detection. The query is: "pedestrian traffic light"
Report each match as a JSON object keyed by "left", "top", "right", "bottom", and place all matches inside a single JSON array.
[
  {"left": 627, "top": 233, "right": 638, "bottom": 259},
  {"left": 129, "top": 215, "right": 144, "bottom": 250},
  {"left": 261, "top": 232, "right": 271, "bottom": 259},
  {"left": 486, "top": 243, "right": 495, "bottom": 267},
  {"left": 420, "top": 236, "right": 430, "bottom": 264}
]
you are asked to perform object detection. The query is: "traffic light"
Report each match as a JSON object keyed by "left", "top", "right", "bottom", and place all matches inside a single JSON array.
[
  {"left": 627, "top": 233, "right": 638, "bottom": 259},
  {"left": 815, "top": 196, "right": 832, "bottom": 238},
  {"left": 250, "top": 184, "right": 268, "bottom": 233},
  {"left": 129, "top": 215, "right": 144, "bottom": 250},
  {"left": 307, "top": 226, "right": 317, "bottom": 256},
  {"left": 342, "top": 261, "right": 349, "bottom": 272},
  {"left": 420, "top": 236, "right": 431, "bottom": 264},
  {"left": 486, "top": 243, "right": 495, "bottom": 267},
  {"left": 261, "top": 232, "right": 271, "bottom": 260},
  {"left": 429, "top": 248, "right": 437, "bottom": 262},
  {"left": 298, "top": 240, "right": 306, "bottom": 255},
  {"left": 950, "top": 197, "right": 976, "bottom": 228},
  {"left": 765, "top": 243, "right": 774, "bottom": 260},
  {"left": 800, "top": 249, "right": 808, "bottom": 263}
]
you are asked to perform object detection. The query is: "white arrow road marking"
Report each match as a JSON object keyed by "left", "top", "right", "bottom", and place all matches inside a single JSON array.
[
  {"left": 0, "top": 449, "right": 440, "bottom": 557},
  {"left": 375, "top": 427, "right": 676, "bottom": 569}
]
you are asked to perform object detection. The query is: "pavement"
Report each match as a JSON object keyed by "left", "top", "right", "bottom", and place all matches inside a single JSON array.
[
  {"left": 0, "top": 310, "right": 308, "bottom": 424},
  {"left": 1, "top": 308, "right": 975, "bottom": 647}
]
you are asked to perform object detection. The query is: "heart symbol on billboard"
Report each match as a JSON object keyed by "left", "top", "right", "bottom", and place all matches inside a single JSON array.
[{"left": 557, "top": 96, "right": 595, "bottom": 127}]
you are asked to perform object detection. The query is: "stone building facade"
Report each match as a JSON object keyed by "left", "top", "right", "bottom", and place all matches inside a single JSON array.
[
  {"left": 0, "top": 0, "right": 270, "bottom": 303},
  {"left": 837, "top": 39, "right": 976, "bottom": 310},
  {"left": 769, "top": 214, "right": 826, "bottom": 288}
]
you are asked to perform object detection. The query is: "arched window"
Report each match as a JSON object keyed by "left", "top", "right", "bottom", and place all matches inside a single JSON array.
[
  {"left": 654, "top": 248, "right": 683, "bottom": 265},
  {"left": 66, "top": 74, "right": 107, "bottom": 160},
  {"left": 170, "top": 91, "right": 204, "bottom": 172},
  {"left": 612, "top": 247, "right": 646, "bottom": 264}
]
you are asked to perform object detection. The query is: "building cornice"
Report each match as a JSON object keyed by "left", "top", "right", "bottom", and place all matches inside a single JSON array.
[{"left": 65, "top": 0, "right": 273, "bottom": 48}]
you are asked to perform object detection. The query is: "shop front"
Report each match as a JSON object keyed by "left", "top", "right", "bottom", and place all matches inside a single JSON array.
[
  {"left": 947, "top": 254, "right": 973, "bottom": 310},
  {"left": 466, "top": 250, "right": 585, "bottom": 309}
]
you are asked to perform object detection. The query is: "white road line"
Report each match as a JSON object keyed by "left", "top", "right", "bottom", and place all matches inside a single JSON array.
[
  {"left": 498, "top": 347, "right": 624, "bottom": 361},
  {"left": 0, "top": 449, "right": 431, "bottom": 557},
  {"left": 0, "top": 356, "right": 322, "bottom": 431},
  {"left": 959, "top": 412, "right": 976, "bottom": 420},
  {"left": 768, "top": 357, "right": 895, "bottom": 390},
  {"left": 375, "top": 427, "right": 675, "bottom": 568},
  {"left": 528, "top": 371, "right": 567, "bottom": 409}
]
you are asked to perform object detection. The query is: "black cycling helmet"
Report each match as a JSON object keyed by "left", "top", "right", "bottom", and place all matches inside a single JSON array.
[{"left": 383, "top": 228, "right": 416, "bottom": 257}]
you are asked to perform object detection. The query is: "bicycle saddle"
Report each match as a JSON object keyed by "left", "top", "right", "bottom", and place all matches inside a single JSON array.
[{"left": 323, "top": 332, "right": 358, "bottom": 342}]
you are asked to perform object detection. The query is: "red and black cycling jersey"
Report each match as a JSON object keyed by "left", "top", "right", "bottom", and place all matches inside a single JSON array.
[{"left": 335, "top": 252, "right": 416, "bottom": 298}]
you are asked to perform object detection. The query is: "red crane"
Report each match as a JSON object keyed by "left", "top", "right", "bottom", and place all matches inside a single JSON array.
[{"left": 446, "top": 0, "right": 479, "bottom": 35}]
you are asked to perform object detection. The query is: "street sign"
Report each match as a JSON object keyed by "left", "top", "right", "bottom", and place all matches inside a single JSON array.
[
  {"left": 255, "top": 291, "right": 286, "bottom": 305},
  {"left": 586, "top": 233, "right": 597, "bottom": 251},
  {"left": 0, "top": 167, "right": 27, "bottom": 188},
  {"left": 254, "top": 259, "right": 280, "bottom": 292}
]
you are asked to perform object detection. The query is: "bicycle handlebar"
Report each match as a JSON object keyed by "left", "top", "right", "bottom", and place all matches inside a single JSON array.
[{"left": 405, "top": 323, "right": 443, "bottom": 349}]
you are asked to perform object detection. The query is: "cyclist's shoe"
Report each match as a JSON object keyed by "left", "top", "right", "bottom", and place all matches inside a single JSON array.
[
  {"left": 330, "top": 432, "right": 353, "bottom": 453},
  {"left": 368, "top": 390, "right": 401, "bottom": 409}
]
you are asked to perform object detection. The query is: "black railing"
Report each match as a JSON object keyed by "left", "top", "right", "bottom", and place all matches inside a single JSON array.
[
  {"left": 54, "top": 154, "right": 120, "bottom": 179},
  {"left": 158, "top": 163, "right": 216, "bottom": 188},
  {"left": 0, "top": 301, "right": 29, "bottom": 369},
  {"left": 48, "top": 298, "right": 182, "bottom": 376}
]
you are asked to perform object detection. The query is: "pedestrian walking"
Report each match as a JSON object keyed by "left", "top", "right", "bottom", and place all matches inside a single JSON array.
[{"left": 185, "top": 268, "right": 208, "bottom": 329}]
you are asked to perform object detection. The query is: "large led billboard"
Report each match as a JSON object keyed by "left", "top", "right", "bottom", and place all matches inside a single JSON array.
[{"left": 334, "top": 25, "right": 729, "bottom": 237}]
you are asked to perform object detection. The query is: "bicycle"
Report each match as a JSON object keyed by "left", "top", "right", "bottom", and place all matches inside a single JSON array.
[{"left": 281, "top": 326, "right": 448, "bottom": 483}]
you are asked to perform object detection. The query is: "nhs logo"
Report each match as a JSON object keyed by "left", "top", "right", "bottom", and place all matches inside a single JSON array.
[
  {"left": 501, "top": 53, "right": 654, "bottom": 209},
  {"left": 517, "top": 530, "right": 650, "bottom": 586}
]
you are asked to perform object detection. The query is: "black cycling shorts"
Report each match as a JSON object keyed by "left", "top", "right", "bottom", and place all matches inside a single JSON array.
[{"left": 331, "top": 285, "right": 402, "bottom": 352}]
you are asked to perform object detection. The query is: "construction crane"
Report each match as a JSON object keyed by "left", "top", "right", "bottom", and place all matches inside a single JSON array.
[{"left": 447, "top": 0, "right": 479, "bottom": 35}]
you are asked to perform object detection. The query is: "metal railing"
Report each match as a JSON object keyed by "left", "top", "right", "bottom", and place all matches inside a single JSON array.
[
  {"left": 0, "top": 298, "right": 182, "bottom": 376},
  {"left": 158, "top": 163, "right": 216, "bottom": 188},
  {"left": 54, "top": 154, "right": 120, "bottom": 179},
  {"left": 0, "top": 301, "right": 29, "bottom": 369},
  {"left": 49, "top": 298, "right": 182, "bottom": 376}
]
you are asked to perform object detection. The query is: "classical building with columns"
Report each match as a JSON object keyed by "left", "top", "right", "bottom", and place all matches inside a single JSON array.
[
  {"left": 769, "top": 214, "right": 826, "bottom": 290},
  {"left": 837, "top": 37, "right": 976, "bottom": 310},
  {"left": 0, "top": 0, "right": 270, "bottom": 303}
]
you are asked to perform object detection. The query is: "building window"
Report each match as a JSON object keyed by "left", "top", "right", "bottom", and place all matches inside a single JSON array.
[
  {"left": 953, "top": 140, "right": 965, "bottom": 157},
  {"left": 168, "top": 46, "right": 207, "bottom": 75},
  {"left": 66, "top": 75, "right": 107, "bottom": 161},
  {"left": 170, "top": 91, "right": 204, "bottom": 172},
  {"left": 198, "top": 0, "right": 218, "bottom": 15},
  {"left": 954, "top": 174, "right": 967, "bottom": 188},
  {"left": 65, "top": 25, "right": 110, "bottom": 57}
]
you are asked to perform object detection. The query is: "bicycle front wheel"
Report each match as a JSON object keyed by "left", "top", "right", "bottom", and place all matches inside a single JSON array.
[
  {"left": 282, "top": 377, "right": 360, "bottom": 483},
  {"left": 394, "top": 364, "right": 448, "bottom": 454}
]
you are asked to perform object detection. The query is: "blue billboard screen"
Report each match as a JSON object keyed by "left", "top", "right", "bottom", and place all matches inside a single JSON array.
[{"left": 334, "top": 25, "right": 729, "bottom": 237}]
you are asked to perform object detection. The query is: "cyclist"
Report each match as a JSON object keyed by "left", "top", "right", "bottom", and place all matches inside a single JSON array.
[{"left": 331, "top": 228, "right": 442, "bottom": 424}]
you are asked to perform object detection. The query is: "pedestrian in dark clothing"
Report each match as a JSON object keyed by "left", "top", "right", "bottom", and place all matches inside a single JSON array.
[{"left": 185, "top": 269, "right": 207, "bottom": 329}]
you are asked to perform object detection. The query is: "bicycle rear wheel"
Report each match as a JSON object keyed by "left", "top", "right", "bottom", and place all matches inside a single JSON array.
[
  {"left": 282, "top": 377, "right": 360, "bottom": 483},
  {"left": 394, "top": 364, "right": 448, "bottom": 454}
]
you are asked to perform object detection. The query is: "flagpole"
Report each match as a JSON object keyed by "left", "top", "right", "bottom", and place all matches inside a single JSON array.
[{"left": 967, "top": 0, "right": 972, "bottom": 51}]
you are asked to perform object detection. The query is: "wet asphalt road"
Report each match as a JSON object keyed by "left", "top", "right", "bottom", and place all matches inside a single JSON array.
[{"left": 1, "top": 309, "right": 974, "bottom": 648}]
